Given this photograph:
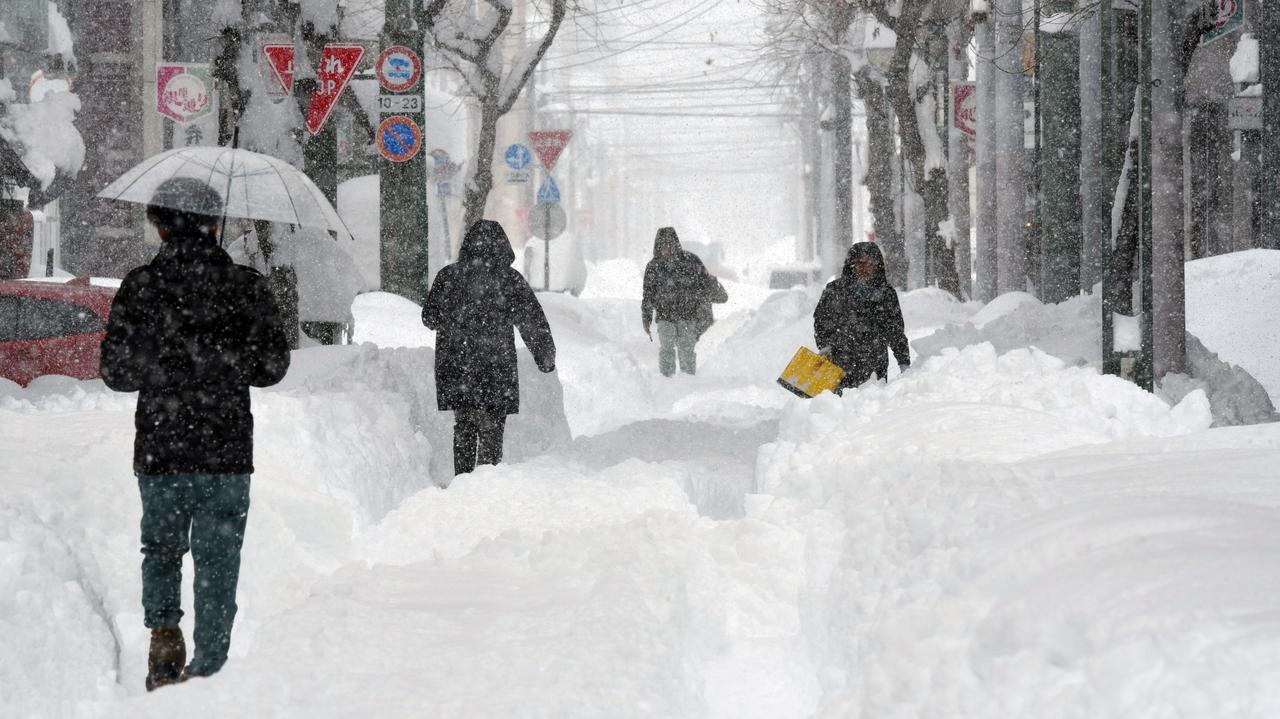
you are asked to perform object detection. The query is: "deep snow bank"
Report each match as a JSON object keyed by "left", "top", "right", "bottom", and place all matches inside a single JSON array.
[
  {"left": 756, "top": 342, "right": 1280, "bottom": 716},
  {"left": 1185, "top": 249, "right": 1280, "bottom": 400},
  {"left": 0, "top": 342, "right": 570, "bottom": 715},
  {"left": 914, "top": 283, "right": 1275, "bottom": 426}
]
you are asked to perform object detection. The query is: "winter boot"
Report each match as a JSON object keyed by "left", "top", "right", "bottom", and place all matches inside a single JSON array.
[{"left": 145, "top": 626, "right": 186, "bottom": 691}]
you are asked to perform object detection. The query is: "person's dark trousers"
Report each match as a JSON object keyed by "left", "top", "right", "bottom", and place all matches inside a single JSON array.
[
  {"left": 138, "top": 473, "right": 251, "bottom": 677},
  {"left": 453, "top": 407, "right": 507, "bottom": 475}
]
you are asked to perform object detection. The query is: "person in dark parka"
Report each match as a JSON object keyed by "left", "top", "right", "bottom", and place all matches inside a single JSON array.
[
  {"left": 814, "top": 242, "right": 910, "bottom": 390},
  {"left": 100, "top": 178, "right": 290, "bottom": 690},
  {"left": 423, "top": 220, "right": 556, "bottom": 476},
  {"left": 641, "top": 227, "right": 723, "bottom": 376}
]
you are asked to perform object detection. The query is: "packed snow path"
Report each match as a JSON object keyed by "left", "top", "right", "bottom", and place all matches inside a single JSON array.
[{"left": 4, "top": 255, "right": 1280, "bottom": 717}]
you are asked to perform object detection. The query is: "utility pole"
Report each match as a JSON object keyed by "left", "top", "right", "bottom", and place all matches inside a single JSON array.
[
  {"left": 1039, "top": 2, "right": 1082, "bottom": 303},
  {"left": 1262, "top": 3, "right": 1280, "bottom": 249},
  {"left": 1148, "top": 0, "right": 1185, "bottom": 379},
  {"left": 974, "top": 7, "right": 998, "bottom": 302},
  {"left": 380, "top": 0, "right": 429, "bottom": 304},
  {"left": 994, "top": 0, "right": 1027, "bottom": 293}
]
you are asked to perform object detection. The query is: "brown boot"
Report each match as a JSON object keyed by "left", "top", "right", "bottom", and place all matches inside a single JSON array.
[{"left": 145, "top": 626, "right": 186, "bottom": 691}]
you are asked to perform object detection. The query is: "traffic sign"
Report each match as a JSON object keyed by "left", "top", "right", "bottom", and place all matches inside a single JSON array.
[
  {"left": 952, "top": 82, "right": 976, "bottom": 138},
  {"left": 377, "top": 45, "right": 421, "bottom": 92},
  {"left": 378, "top": 115, "right": 422, "bottom": 163},
  {"left": 1201, "top": 0, "right": 1244, "bottom": 45},
  {"left": 537, "top": 175, "right": 561, "bottom": 204},
  {"left": 305, "top": 43, "right": 366, "bottom": 135},
  {"left": 155, "top": 63, "right": 213, "bottom": 124},
  {"left": 504, "top": 144, "right": 532, "bottom": 170},
  {"left": 377, "top": 94, "right": 424, "bottom": 114},
  {"left": 1228, "top": 95, "right": 1262, "bottom": 130},
  {"left": 529, "top": 202, "right": 567, "bottom": 241},
  {"left": 528, "top": 130, "right": 572, "bottom": 171},
  {"left": 263, "top": 43, "right": 295, "bottom": 97}
]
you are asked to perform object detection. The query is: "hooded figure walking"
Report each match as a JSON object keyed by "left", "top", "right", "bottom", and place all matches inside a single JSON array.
[
  {"left": 641, "top": 227, "right": 725, "bottom": 376},
  {"left": 99, "top": 178, "right": 291, "bottom": 690},
  {"left": 423, "top": 220, "right": 556, "bottom": 477},
  {"left": 814, "top": 242, "right": 910, "bottom": 390}
]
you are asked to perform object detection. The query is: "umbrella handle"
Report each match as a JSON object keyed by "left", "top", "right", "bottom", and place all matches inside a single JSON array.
[{"left": 217, "top": 125, "right": 241, "bottom": 247}]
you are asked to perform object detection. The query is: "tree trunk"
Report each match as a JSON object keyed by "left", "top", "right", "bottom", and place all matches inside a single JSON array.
[
  {"left": 827, "top": 52, "right": 856, "bottom": 277},
  {"left": 883, "top": 8, "right": 960, "bottom": 297},
  {"left": 855, "top": 69, "right": 906, "bottom": 287},
  {"left": 464, "top": 102, "right": 502, "bottom": 231},
  {"left": 947, "top": 18, "right": 973, "bottom": 298}
]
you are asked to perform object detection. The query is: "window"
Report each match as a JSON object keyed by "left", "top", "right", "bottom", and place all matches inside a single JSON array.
[
  {"left": 0, "top": 296, "right": 17, "bottom": 342},
  {"left": 15, "top": 296, "right": 106, "bottom": 340}
]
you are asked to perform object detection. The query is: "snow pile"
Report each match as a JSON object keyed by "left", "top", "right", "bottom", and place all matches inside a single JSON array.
[
  {"left": 1158, "top": 334, "right": 1277, "bottom": 426},
  {"left": 1231, "top": 33, "right": 1260, "bottom": 84},
  {"left": 46, "top": 1, "right": 76, "bottom": 64},
  {"left": 351, "top": 291, "right": 436, "bottom": 348},
  {"left": 336, "top": 175, "right": 380, "bottom": 290},
  {"left": 1185, "top": 249, "right": 1280, "bottom": 401},
  {"left": 914, "top": 291, "right": 1099, "bottom": 366},
  {"left": 756, "top": 343, "right": 1280, "bottom": 715},
  {"left": 0, "top": 91, "right": 84, "bottom": 188},
  {"left": 581, "top": 257, "right": 644, "bottom": 299},
  {"left": 914, "top": 265, "right": 1278, "bottom": 426}
]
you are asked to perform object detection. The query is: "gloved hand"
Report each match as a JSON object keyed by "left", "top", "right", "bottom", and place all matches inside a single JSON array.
[
  {"left": 818, "top": 346, "right": 832, "bottom": 358},
  {"left": 643, "top": 321, "right": 652, "bottom": 341},
  {"left": 537, "top": 357, "right": 556, "bottom": 374}
]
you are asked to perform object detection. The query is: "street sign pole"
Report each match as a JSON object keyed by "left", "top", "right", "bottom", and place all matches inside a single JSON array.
[
  {"left": 1262, "top": 4, "right": 1280, "bottom": 249},
  {"left": 379, "top": 2, "right": 428, "bottom": 305}
]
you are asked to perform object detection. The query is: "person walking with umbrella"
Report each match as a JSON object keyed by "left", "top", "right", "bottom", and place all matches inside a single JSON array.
[
  {"left": 813, "top": 242, "right": 910, "bottom": 391},
  {"left": 100, "top": 178, "right": 291, "bottom": 689},
  {"left": 423, "top": 220, "right": 557, "bottom": 477}
]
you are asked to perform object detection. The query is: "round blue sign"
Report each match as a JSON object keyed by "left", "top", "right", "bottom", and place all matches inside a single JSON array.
[
  {"left": 504, "top": 144, "right": 531, "bottom": 170},
  {"left": 378, "top": 115, "right": 421, "bottom": 163}
]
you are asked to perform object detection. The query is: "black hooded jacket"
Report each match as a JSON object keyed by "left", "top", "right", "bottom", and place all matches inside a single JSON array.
[
  {"left": 642, "top": 227, "right": 714, "bottom": 325},
  {"left": 100, "top": 234, "right": 291, "bottom": 475},
  {"left": 813, "top": 242, "right": 910, "bottom": 388},
  {"left": 422, "top": 220, "right": 556, "bottom": 415}
]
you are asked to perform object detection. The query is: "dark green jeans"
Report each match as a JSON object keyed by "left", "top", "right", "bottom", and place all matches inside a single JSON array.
[{"left": 138, "top": 473, "right": 251, "bottom": 677}]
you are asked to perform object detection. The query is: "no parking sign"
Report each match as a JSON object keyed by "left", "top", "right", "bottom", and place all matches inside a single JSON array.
[{"left": 378, "top": 115, "right": 422, "bottom": 163}]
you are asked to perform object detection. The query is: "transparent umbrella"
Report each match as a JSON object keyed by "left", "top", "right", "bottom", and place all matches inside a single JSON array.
[{"left": 97, "top": 146, "right": 352, "bottom": 238}]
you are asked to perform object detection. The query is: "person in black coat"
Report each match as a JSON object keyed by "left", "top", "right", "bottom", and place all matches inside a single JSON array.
[
  {"left": 100, "top": 178, "right": 290, "bottom": 690},
  {"left": 423, "top": 220, "right": 556, "bottom": 476},
  {"left": 814, "top": 242, "right": 910, "bottom": 390},
  {"left": 641, "top": 227, "right": 723, "bottom": 376}
]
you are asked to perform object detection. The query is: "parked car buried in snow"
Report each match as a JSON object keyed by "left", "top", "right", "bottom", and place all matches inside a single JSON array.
[{"left": 0, "top": 278, "right": 117, "bottom": 386}]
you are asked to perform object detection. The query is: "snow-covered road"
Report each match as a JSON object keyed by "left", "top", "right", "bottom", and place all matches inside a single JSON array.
[{"left": 4, "top": 254, "right": 1280, "bottom": 718}]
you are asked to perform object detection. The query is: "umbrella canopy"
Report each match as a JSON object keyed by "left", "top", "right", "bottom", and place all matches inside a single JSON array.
[{"left": 97, "top": 146, "right": 352, "bottom": 238}]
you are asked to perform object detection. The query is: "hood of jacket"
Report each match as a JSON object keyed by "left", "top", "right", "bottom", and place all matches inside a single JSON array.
[
  {"left": 841, "top": 241, "right": 889, "bottom": 286},
  {"left": 153, "top": 231, "right": 232, "bottom": 267},
  {"left": 653, "top": 226, "right": 682, "bottom": 256},
  {"left": 459, "top": 219, "right": 516, "bottom": 267}
]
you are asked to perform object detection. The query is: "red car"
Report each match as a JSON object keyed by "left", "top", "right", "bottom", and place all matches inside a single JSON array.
[{"left": 0, "top": 278, "right": 118, "bottom": 386}]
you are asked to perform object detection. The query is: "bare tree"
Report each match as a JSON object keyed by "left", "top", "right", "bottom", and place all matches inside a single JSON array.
[
  {"left": 857, "top": 0, "right": 963, "bottom": 297},
  {"left": 417, "top": 0, "right": 569, "bottom": 229}
]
